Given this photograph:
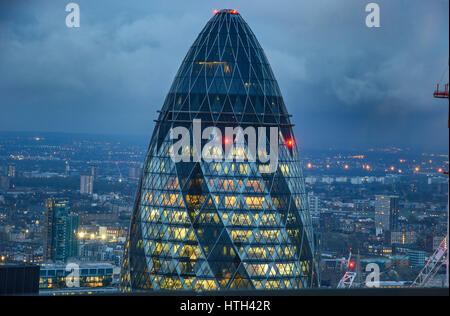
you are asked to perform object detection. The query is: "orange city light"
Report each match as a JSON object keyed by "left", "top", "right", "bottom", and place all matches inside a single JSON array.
[
  {"left": 390, "top": 166, "right": 395, "bottom": 171},
  {"left": 438, "top": 168, "right": 443, "bottom": 173},
  {"left": 414, "top": 167, "right": 420, "bottom": 172},
  {"left": 307, "top": 163, "right": 312, "bottom": 169},
  {"left": 344, "top": 164, "right": 349, "bottom": 169}
]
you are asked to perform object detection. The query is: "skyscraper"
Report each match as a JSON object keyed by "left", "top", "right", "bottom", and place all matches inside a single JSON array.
[
  {"left": 80, "top": 175, "right": 94, "bottom": 195},
  {"left": 43, "top": 200, "right": 79, "bottom": 262},
  {"left": 307, "top": 192, "right": 320, "bottom": 217},
  {"left": 7, "top": 165, "right": 15, "bottom": 178},
  {"left": 0, "top": 176, "right": 9, "bottom": 190},
  {"left": 121, "top": 9, "right": 317, "bottom": 291},
  {"left": 375, "top": 195, "right": 399, "bottom": 236}
]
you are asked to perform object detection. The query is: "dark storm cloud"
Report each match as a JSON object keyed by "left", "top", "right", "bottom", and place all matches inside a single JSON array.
[{"left": 0, "top": 0, "right": 448, "bottom": 151}]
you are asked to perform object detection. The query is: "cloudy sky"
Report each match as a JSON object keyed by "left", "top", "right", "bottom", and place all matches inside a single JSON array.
[{"left": 0, "top": 0, "right": 448, "bottom": 151}]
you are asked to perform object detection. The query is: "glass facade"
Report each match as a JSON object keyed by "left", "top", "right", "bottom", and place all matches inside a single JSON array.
[
  {"left": 121, "top": 9, "right": 318, "bottom": 292},
  {"left": 43, "top": 200, "right": 79, "bottom": 262}
]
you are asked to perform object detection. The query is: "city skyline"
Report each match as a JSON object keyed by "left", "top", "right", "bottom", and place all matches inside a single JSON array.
[
  {"left": 0, "top": 0, "right": 448, "bottom": 296},
  {"left": 0, "top": 0, "right": 449, "bottom": 151}
]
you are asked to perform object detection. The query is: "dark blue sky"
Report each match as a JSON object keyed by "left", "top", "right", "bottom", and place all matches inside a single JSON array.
[{"left": 0, "top": 0, "right": 448, "bottom": 151}]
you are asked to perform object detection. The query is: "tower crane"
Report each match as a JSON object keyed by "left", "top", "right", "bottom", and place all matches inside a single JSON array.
[
  {"left": 115, "top": 161, "right": 124, "bottom": 183},
  {"left": 337, "top": 250, "right": 357, "bottom": 289},
  {"left": 410, "top": 238, "right": 447, "bottom": 287},
  {"left": 410, "top": 60, "right": 449, "bottom": 288}
]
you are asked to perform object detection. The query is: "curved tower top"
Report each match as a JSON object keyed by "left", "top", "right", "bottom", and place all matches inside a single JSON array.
[
  {"left": 156, "top": 8, "right": 292, "bottom": 140},
  {"left": 121, "top": 9, "right": 318, "bottom": 292}
]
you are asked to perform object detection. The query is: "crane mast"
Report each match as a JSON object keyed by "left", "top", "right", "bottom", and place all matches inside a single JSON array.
[
  {"left": 337, "top": 250, "right": 356, "bottom": 289},
  {"left": 410, "top": 237, "right": 447, "bottom": 287},
  {"left": 412, "top": 63, "right": 450, "bottom": 288}
]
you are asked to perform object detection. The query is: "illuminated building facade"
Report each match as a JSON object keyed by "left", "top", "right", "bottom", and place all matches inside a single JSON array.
[
  {"left": 39, "top": 263, "right": 114, "bottom": 290},
  {"left": 80, "top": 175, "right": 94, "bottom": 195},
  {"left": 43, "top": 200, "right": 79, "bottom": 262},
  {"left": 121, "top": 9, "right": 318, "bottom": 291},
  {"left": 375, "top": 195, "right": 399, "bottom": 236}
]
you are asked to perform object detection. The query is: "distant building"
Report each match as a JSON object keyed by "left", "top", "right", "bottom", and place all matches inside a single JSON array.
[
  {"left": 43, "top": 200, "right": 79, "bottom": 262},
  {"left": 433, "top": 236, "right": 447, "bottom": 250},
  {"left": 350, "top": 177, "right": 363, "bottom": 185},
  {"left": 90, "top": 167, "right": 96, "bottom": 178},
  {"left": 7, "top": 165, "right": 15, "bottom": 178},
  {"left": 305, "top": 176, "right": 318, "bottom": 184},
  {"left": 407, "top": 249, "right": 426, "bottom": 270},
  {"left": 384, "top": 175, "right": 400, "bottom": 184},
  {"left": 0, "top": 176, "right": 10, "bottom": 190},
  {"left": 80, "top": 175, "right": 94, "bottom": 195},
  {"left": 128, "top": 167, "right": 140, "bottom": 179},
  {"left": 375, "top": 195, "right": 399, "bottom": 236},
  {"left": 427, "top": 176, "right": 448, "bottom": 185},
  {"left": 308, "top": 192, "right": 320, "bottom": 216},
  {"left": 391, "top": 231, "right": 417, "bottom": 245},
  {"left": 39, "top": 262, "right": 115, "bottom": 291},
  {"left": 335, "top": 177, "right": 347, "bottom": 183},
  {"left": 353, "top": 199, "right": 371, "bottom": 213}
]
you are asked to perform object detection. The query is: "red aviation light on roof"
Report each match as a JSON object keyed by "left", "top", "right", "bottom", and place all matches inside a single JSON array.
[
  {"left": 213, "top": 9, "right": 219, "bottom": 15},
  {"left": 286, "top": 139, "right": 294, "bottom": 147},
  {"left": 231, "top": 9, "right": 238, "bottom": 15}
]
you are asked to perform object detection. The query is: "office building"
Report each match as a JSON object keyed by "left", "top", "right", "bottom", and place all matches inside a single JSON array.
[
  {"left": 7, "top": 165, "right": 15, "bottom": 178},
  {"left": 43, "top": 200, "right": 79, "bottom": 262},
  {"left": 80, "top": 175, "right": 94, "bottom": 195},
  {"left": 121, "top": 9, "right": 317, "bottom": 292},
  {"left": 375, "top": 195, "right": 399, "bottom": 236}
]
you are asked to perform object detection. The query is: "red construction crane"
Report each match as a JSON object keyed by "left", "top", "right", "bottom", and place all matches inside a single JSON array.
[
  {"left": 434, "top": 81, "right": 449, "bottom": 174},
  {"left": 433, "top": 83, "right": 449, "bottom": 99},
  {"left": 431, "top": 60, "right": 449, "bottom": 288}
]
